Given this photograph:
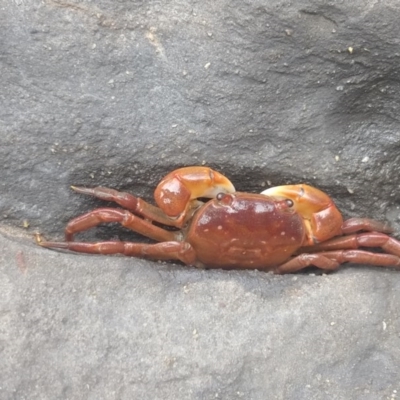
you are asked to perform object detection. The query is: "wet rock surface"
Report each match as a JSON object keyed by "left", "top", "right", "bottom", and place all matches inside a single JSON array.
[{"left": 1, "top": 0, "right": 400, "bottom": 398}]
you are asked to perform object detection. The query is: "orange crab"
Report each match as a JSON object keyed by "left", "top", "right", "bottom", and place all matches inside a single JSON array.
[{"left": 37, "top": 166, "right": 400, "bottom": 273}]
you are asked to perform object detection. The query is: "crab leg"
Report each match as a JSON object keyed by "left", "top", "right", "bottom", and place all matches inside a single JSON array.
[
  {"left": 317, "top": 250, "right": 400, "bottom": 268},
  {"left": 71, "top": 186, "right": 178, "bottom": 227},
  {"left": 61, "top": 207, "right": 180, "bottom": 242},
  {"left": 274, "top": 249, "right": 400, "bottom": 274},
  {"left": 274, "top": 254, "right": 340, "bottom": 274},
  {"left": 38, "top": 240, "right": 197, "bottom": 265},
  {"left": 297, "top": 232, "right": 400, "bottom": 257},
  {"left": 341, "top": 218, "right": 393, "bottom": 234}
]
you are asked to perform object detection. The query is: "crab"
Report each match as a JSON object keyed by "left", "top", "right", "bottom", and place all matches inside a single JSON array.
[{"left": 37, "top": 166, "right": 400, "bottom": 273}]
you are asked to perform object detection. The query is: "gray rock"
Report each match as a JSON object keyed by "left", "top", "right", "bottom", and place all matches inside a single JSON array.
[
  {"left": 1, "top": 0, "right": 400, "bottom": 398},
  {"left": 2, "top": 230, "right": 400, "bottom": 399}
]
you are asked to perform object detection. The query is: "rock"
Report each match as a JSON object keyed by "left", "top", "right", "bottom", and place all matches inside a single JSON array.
[
  {"left": 2, "top": 231, "right": 400, "bottom": 399},
  {"left": 1, "top": 0, "right": 400, "bottom": 398}
]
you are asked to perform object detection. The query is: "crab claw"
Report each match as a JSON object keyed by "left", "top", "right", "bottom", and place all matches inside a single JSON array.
[
  {"left": 261, "top": 184, "right": 344, "bottom": 244},
  {"left": 154, "top": 166, "right": 235, "bottom": 223}
]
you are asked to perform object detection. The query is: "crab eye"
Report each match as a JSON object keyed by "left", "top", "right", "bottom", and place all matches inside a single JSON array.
[
  {"left": 285, "top": 199, "right": 294, "bottom": 208},
  {"left": 216, "top": 192, "right": 233, "bottom": 206},
  {"left": 216, "top": 193, "right": 225, "bottom": 201}
]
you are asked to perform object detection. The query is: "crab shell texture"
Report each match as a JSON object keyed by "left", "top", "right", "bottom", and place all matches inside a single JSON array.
[{"left": 185, "top": 192, "right": 309, "bottom": 269}]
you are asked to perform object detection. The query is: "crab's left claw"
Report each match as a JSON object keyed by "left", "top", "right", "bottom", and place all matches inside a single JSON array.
[
  {"left": 261, "top": 184, "right": 343, "bottom": 244},
  {"left": 154, "top": 166, "right": 235, "bottom": 226}
]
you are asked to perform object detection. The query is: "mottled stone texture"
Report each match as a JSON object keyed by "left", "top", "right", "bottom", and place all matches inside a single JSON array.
[{"left": 1, "top": 0, "right": 400, "bottom": 398}]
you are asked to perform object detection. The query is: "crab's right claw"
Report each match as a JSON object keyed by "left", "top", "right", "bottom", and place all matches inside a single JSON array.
[{"left": 261, "top": 184, "right": 344, "bottom": 244}]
